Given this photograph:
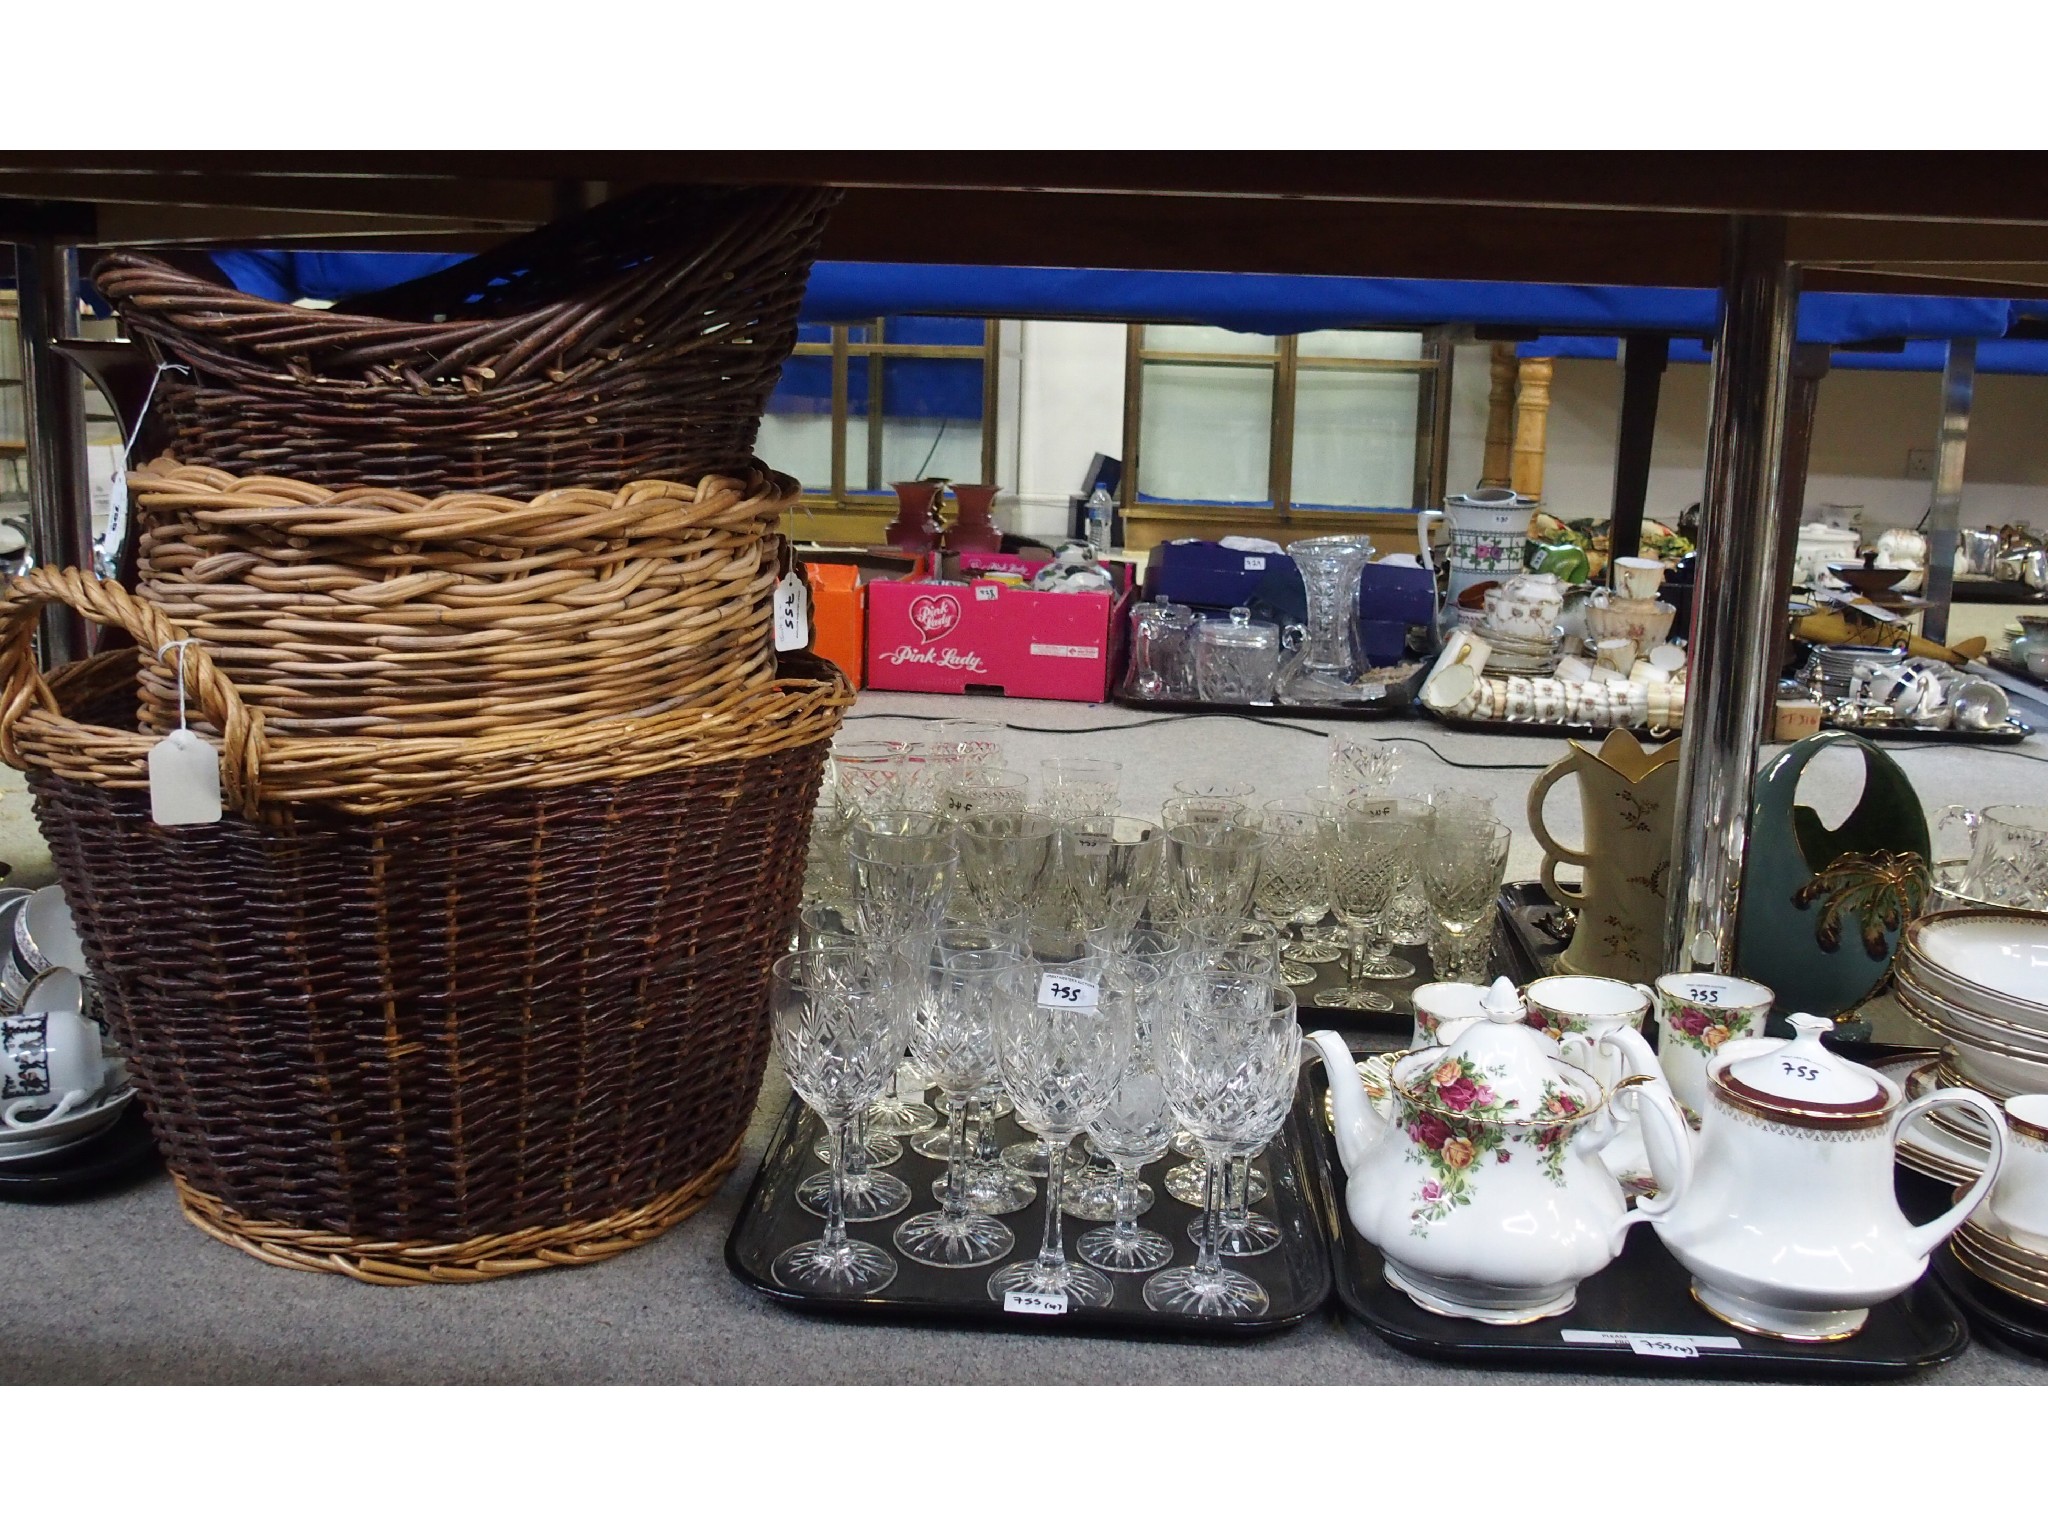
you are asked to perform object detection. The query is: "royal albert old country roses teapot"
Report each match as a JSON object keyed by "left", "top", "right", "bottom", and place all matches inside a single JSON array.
[
  {"left": 1654, "top": 1014, "right": 2008, "bottom": 1341},
  {"left": 1310, "top": 980, "right": 1693, "bottom": 1325}
]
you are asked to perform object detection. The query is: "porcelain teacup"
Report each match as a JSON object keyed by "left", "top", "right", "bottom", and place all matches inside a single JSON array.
[
  {"left": 1409, "top": 980, "right": 1491, "bottom": 1048},
  {"left": 0, "top": 995, "right": 104, "bottom": 1127},
  {"left": 1991, "top": 1095, "right": 2048, "bottom": 1254},
  {"left": 1525, "top": 974, "right": 1655, "bottom": 1040},
  {"left": 1652, "top": 972, "right": 1775, "bottom": 1123},
  {"left": 1612, "top": 556, "right": 1666, "bottom": 603}
]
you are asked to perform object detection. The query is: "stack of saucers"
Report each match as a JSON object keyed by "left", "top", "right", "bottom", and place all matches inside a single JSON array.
[
  {"left": 1893, "top": 911, "right": 2048, "bottom": 1111},
  {"left": 1474, "top": 625, "right": 1561, "bottom": 676},
  {"left": 1952, "top": 1202, "right": 2048, "bottom": 1309}
]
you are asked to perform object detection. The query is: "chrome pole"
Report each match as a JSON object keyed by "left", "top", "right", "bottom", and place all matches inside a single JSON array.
[
  {"left": 1663, "top": 217, "right": 1800, "bottom": 974},
  {"left": 14, "top": 242, "right": 91, "bottom": 664},
  {"left": 1919, "top": 338, "right": 1975, "bottom": 647}
]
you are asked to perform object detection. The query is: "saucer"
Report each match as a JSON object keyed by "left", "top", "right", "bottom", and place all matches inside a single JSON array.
[
  {"left": 1885, "top": 1057, "right": 1986, "bottom": 1186},
  {"left": 0, "top": 1083, "right": 137, "bottom": 1161}
]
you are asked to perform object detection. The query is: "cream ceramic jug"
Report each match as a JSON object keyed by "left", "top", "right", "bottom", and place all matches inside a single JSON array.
[{"left": 1526, "top": 729, "right": 1683, "bottom": 985}]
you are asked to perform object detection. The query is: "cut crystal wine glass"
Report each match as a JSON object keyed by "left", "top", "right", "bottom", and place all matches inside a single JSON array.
[
  {"left": 1145, "top": 978, "right": 1299, "bottom": 1318},
  {"left": 769, "top": 945, "right": 916, "bottom": 1296},
  {"left": 1314, "top": 797, "right": 1425, "bottom": 1010},
  {"left": 988, "top": 956, "right": 1136, "bottom": 1308}
]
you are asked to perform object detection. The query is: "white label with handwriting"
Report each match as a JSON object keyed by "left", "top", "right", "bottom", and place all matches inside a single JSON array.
[
  {"left": 1243, "top": 556, "right": 1266, "bottom": 571},
  {"left": 147, "top": 729, "right": 222, "bottom": 826},
  {"left": 1037, "top": 974, "right": 1099, "bottom": 1011},
  {"left": 1003, "top": 1290, "right": 1069, "bottom": 1316},
  {"left": 1561, "top": 1329, "right": 1740, "bottom": 1356},
  {"left": 773, "top": 571, "right": 809, "bottom": 652}
]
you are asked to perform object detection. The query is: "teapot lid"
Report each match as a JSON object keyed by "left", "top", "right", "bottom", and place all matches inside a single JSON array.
[
  {"left": 1396, "top": 978, "right": 1600, "bottom": 1123},
  {"left": 1712, "top": 1013, "right": 1894, "bottom": 1126}
]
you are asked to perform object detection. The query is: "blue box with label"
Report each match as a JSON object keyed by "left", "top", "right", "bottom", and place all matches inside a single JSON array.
[
  {"left": 1147, "top": 540, "right": 1297, "bottom": 610},
  {"left": 1358, "top": 561, "right": 1438, "bottom": 626}
]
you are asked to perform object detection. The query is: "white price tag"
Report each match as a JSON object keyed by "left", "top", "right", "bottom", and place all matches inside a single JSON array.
[
  {"left": 1002, "top": 1290, "right": 1069, "bottom": 1317},
  {"left": 1629, "top": 1336, "right": 1699, "bottom": 1360},
  {"left": 1243, "top": 556, "right": 1267, "bottom": 571},
  {"left": 146, "top": 729, "right": 222, "bottom": 826},
  {"left": 974, "top": 585, "right": 1000, "bottom": 602},
  {"left": 1561, "top": 1329, "right": 1740, "bottom": 1355},
  {"left": 773, "top": 571, "right": 809, "bottom": 652},
  {"left": 100, "top": 469, "right": 128, "bottom": 577},
  {"left": 1036, "top": 974, "right": 1099, "bottom": 1011}
]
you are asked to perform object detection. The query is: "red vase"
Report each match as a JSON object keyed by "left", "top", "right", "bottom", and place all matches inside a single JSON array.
[
  {"left": 946, "top": 483, "right": 1004, "bottom": 553},
  {"left": 886, "top": 479, "right": 947, "bottom": 552}
]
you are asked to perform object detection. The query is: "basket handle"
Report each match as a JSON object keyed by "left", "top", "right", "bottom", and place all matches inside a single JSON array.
[{"left": 0, "top": 566, "right": 266, "bottom": 809}]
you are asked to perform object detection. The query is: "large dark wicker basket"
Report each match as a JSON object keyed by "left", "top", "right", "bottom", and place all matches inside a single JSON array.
[
  {"left": 0, "top": 570, "right": 852, "bottom": 1283},
  {"left": 91, "top": 183, "right": 840, "bottom": 499}
]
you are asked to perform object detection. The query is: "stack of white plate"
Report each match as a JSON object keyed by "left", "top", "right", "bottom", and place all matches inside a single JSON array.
[
  {"left": 1952, "top": 1205, "right": 2048, "bottom": 1308},
  {"left": 1894, "top": 910, "right": 2048, "bottom": 1109},
  {"left": 1808, "top": 643, "right": 1907, "bottom": 698},
  {"left": 0, "top": 1077, "right": 135, "bottom": 1164}
]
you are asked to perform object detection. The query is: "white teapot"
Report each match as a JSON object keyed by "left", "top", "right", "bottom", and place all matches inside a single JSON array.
[
  {"left": 1309, "top": 979, "right": 1693, "bottom": 1325},
  {"left": 1654, "top": 1014, "right": 2008, "bottom": 1341}
]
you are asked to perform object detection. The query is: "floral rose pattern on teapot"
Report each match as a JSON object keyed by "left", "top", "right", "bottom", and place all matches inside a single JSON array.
[
  {"left": 1401, "top": 1054, "right": 1526, "bottom": 1231},
  {"left": 1535, "top": 1083, "right": 1586, "bottom": 1182}
]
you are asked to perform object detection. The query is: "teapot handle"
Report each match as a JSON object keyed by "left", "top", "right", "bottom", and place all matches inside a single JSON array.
[
  {"left": 1525, "top": 756, "right": 1587, "bottom": 912},
  {"left": 1894, "top": 1087, "right": 2007, "bottom": 1260},
  {"left": 1614, "top": 1076, "right": 1695, "bottom": 1228}
]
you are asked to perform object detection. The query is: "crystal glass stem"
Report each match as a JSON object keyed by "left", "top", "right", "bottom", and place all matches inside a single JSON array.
[
  {"left": 1111, "top": 1162, "right": 1145, "bottom": 1239},
  {"left": 1038, "top": 1135, "right": 1075, "bottom": 1274},
  {"left": 823, "top": 1116, "right": 854, "bottom": 1256},
  {"left": 1193, "top": 1154, "right": 1224, "bottom": 1277},
  {"left": 940, "top": 1091, "right": 972, "bottom": 1216}
]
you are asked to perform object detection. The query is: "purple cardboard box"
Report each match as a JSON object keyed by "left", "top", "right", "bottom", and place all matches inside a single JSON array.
[{"left": 1358, "top": 561, "right": 1438, "bottom": 626}]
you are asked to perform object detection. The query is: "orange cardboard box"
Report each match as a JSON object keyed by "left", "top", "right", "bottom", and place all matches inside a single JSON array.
[{"left": 804, "top": 561, "right": 865, "bottom": 688}]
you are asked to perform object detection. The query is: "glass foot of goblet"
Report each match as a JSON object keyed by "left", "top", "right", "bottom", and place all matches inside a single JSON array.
[
  {"left": 1278, "top": 958, "right": 1319, "bottom": 987},
  {"left": 1060, "top": 1168, "right": 1153, "bottom": 1222},
  {"left": 1353, "top": 952, "right": 1418, "bottom": 981},
  {"left": 947, "top": 1164, "right": 1037, "bottom": 1217},
  {"left": 865, "top": 1095, "right": 938, "bottom": 1136},
  {"left": 799, "top": 1167, "right": 911, "bottom": 1222},
  {"left": 1171, "top": 1128, "right": 1202, "bottom": 1160},
  {"left": 1079, "top": 1222, "right": 1174, "bottom": 1273},
  {"left": 814, "top": 1130, "right": 903, "bottom": 1167},
  {"left": 894, "top": 1209, "right": 1015, "bottom": 1268},
  {"left": 1143, "top": 1263, "right": 1268, "bottom": 1318},
  {"left": 1312, "top": 983, "right": 1396, "bottom": 1011},
  {"left": 1195, "top": 1208, "right": 1282, "bottom": 1257},
  {"left": 1284, "top": 934, "right": 1346, "bottom": 964},
  {"left": 1001, "top": 1139, "right": 1086, "bottom": 1178},
  {"left": 989, "top": 1258, "right": 1114, "bottom": 1308},
  {"left": 1166, "top": 1160, "right": 1266, "bottom": 1208},
  {"left": 772, "top": 1236, "right": 897, "bottom": 1296}
]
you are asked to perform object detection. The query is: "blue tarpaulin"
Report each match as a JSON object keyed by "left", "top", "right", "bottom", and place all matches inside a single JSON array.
[{"left": 1516, "top": 335, "right": 2048, "bottom": 375}]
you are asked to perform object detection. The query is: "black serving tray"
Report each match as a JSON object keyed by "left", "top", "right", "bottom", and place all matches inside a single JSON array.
[
  {"left": 1291, "top": 905, "right": 1533, "bottom": 1047},
  {"left": 0, "top": 1101, "right": 160, "bottom": 1202},
  {"left": 1109, "top": 685, "right": 1416, "bottom": 722},
  {"left": 1304, "top": 1056, "right": 1969, "bottom": 1379},
  {"left": 1422, "top": 706, "right": 1676, "bottom": 745},
  {"left": 725, "top": 1079, "right": 1333, "bottom": 1338}
]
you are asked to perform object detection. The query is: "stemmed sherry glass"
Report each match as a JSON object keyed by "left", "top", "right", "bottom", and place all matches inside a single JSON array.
[{"left": 1313, "top": 797, "right": 1425, "bottom": 1011}]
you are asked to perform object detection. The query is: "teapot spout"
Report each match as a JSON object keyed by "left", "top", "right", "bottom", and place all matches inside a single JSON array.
[{"left": 1308, "top": 1030, "right": 1390, "bottom": 1177}]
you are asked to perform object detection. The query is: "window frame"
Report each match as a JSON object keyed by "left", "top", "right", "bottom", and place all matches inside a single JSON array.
[
  {"left": 775, "top": 316, "right": 1000, "bottom": 508},
  {"left": 1120, "top": 323, "right": 1453, "bottom": 521}
]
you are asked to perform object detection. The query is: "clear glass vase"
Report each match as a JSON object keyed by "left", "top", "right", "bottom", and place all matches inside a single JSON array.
[{"left": 1280, "top": 535, "right": 1375, "bottom": 704}]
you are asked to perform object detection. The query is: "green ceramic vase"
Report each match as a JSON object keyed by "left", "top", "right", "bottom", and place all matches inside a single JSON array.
[{"left": 1733, "top": 730, "right": 1932, "bottom": 1023}]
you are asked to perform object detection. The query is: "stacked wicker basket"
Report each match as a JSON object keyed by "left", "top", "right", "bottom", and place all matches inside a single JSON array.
[{"left": 0, "top": 184, "right": 850, "bottom": 1282}]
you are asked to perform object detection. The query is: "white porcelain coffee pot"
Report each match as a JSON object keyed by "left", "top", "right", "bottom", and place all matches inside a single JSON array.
[
  {"left": 1310, "top": 978, "right": 1693, "bottom": 1325},
  {"left": 1654, "top": 1014, "right": 2008, "bottom": 1341}
]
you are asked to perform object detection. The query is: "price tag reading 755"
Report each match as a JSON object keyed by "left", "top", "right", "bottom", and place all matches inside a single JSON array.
[{"left": 1037, "top": 974, "right": 1100, "bottom": 1011}]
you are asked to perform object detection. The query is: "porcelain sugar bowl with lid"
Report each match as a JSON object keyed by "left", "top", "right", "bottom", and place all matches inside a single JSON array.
[
  {"left": 1654, "top": 1013, "right": 2009, "bottom": 1341},
  {"left": 1309, "top": 979, "right": 1693, "bottom": 1325}
]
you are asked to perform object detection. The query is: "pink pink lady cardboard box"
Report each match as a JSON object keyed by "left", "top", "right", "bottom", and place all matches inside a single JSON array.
[{"left": 866, "top": 578, "right": 1130, "bottom": 702}]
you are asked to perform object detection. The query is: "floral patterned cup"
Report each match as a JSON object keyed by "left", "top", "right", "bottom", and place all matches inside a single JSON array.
[
  {"left": 1524, "top": 975, "right": 1654, "bottom": 1040},
  {"left": 1652, "top": 972, "right": 1775, "bottom": 1124}
]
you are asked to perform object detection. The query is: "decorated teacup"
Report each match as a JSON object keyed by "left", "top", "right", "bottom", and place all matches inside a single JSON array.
[
  {"left": 1991, "top": 1095, "right": 2048, "bottom": 1255},
  {"left": 1652, "top": 971, "right": 1776, "bottom": 1123}
]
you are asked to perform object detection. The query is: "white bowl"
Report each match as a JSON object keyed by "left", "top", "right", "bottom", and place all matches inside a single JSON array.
[{"left": 1906, "top": 912, "right": 2048, "bottom": 1023}]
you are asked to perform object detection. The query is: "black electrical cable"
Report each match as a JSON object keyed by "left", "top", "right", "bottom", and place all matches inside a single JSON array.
[{"left": 846, "top": 708, "right": 2048, "bottom": 770}]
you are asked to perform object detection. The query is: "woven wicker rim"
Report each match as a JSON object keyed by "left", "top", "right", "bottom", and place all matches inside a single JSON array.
[
  {"left": 0, "top": 567, "right": 852, "bottom": 817},
  {"left": 171, "top": 1136, "right": 743, "bottom": 1285},
  {"left": 128, "top": 458, "right": 799, "bottom": 738}
]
